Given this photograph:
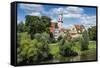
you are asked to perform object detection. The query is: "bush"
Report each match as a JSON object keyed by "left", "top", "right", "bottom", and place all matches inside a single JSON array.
[
  {"left": 17, "top": 32, "right": 39, "bottom": 64},
  {"left": 58, "top": 36, "right": 63, "bottom": 41},
  {"left": 59, "top": 33, "right": 78, "bottom": 57},
  {"left": 80, "top": 30, "right": 89, "bottom": 51},
  {"left": 72, "top": 37, "right": 80, "bottom": 42},
  {"left": 34, "top": 32, "right": 53, "bottom": 60},
  {"left": 88, "top": 26, "right": 96, "bottom": 41},
  {"left": 17, "top": 32, "right": 52, "bottom": 65}
]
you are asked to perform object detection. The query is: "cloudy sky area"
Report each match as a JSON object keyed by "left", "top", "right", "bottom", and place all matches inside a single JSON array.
[{"left": 17, "top": 3, "right": 96, "bottom": 29}]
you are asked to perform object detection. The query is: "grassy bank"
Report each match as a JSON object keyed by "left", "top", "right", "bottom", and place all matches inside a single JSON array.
[{"left": 49, "top": 41, "right": 96, "bottom": 58}]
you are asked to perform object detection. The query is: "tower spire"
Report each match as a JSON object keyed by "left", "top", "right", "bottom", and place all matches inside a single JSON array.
[{"left": 58, "top": 9, "right": 63, "bottom": 31}]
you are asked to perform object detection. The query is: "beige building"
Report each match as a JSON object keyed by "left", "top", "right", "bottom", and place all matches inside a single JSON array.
[{"left": 68, "top": 24, "right": 85, "bottom": 38}]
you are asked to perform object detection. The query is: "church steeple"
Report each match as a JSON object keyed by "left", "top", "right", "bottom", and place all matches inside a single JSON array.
[{"left": 58, "top": 9, "right": 63, "bottom": 31}]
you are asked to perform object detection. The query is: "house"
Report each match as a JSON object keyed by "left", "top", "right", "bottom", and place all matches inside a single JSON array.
[{"left": 68, "top": 24, "right": 85, "bottom": 38}]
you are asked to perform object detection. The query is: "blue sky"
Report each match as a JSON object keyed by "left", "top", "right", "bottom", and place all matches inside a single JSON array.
[{"left": 17, "top": 3, "right": 96, "bottom": 29}]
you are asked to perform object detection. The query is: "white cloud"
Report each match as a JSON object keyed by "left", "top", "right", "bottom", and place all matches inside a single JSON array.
[
  {"left": 65, "top": 6, "right": 84, "bottom": 14},
  {"left": 50, "top": 6, "right": 84, "bottom": 17},
  {"left": 63, "top": 7, "right": 84, "bottom": 18},
  {"left": 28, "top": 12, "right": 41, "bottom": 17},
  {"left": 19, "top": 3, "right": 44, "bottom": 15},
  {"left": 50, "top": 7, "right": 64, "bottom": 14},
  {"left": 80, "top": 15, "right": 96, "bottom": 27},
  {"left": 19, "top": 3, "right": 43, "bottom": 10},
  {"left": 64, "top": 13, "right": 82, "bottom": 18}
]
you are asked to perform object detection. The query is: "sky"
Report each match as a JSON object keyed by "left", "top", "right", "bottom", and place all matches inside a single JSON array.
[{"left": 17, "top": 3, "right": 96, "bottom": 29}]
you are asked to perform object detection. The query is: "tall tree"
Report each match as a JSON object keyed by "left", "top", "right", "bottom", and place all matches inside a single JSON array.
[
  {"left": 81, "top": 29, "right": 89, "bottom": 51},
  {"left": 17, "top": 22, "right": 25, "bottom": 32},
  {"left": 88, "top": 26, "right": 96, "bottom": 41},
  {"left": 25, "top": 15, "right": 51, "bottom": 39},
  {"left": 41, "top": 16, "right": 51, "bottom": 33}
]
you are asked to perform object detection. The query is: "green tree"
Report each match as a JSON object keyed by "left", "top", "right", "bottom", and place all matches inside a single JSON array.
[
  {"left": 17, "top": 22, "right": 25, "bottom": 32},
  {"left": 17, "top": 32, "right": 52, "bottom": 65},
  {"left": 17, "top": 32, "right": 36, "bottom": 64},
  {"left": 34, "top": 32, "right": 52, "bottom": 60},
  {"left": 80, "top": 29, "right": 89, "bottom": 51},
  {"left": 25, "top": 15, "right": 51, "bottom": 39},
  {"left": 59, "top": 32, "right": 78, "bottom": 56},
  {"left": 25, "top": 15, "right": 41, "bottom": 39},
  {"left": 41, "top": 16, "right": 51, "bottom": 33},
  {"left": 88, "top": 26, "right": 96, "bottom": 41}
]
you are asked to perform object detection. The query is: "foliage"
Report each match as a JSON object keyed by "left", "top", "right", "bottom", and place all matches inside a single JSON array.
[
  {"left": 58, "top": 36, "right": 63, "bottom": 41},
  {"left": 17, "top": 32, "right": 53, "bottom": 65},
  {"left": 17, "top": 22, "right": 25, "bottom": 32},
  {"left": 72, "top": 37, "right": 81, "bottom": 42},
  {"left": 59, "top": 32, "right": 78, "bottom": 57},
  {"left": 17, "top": 15, "right": 52, "bottom": 64},
  {"left": 25, "top": 15, "right": 51, "bottom": 39},
  {"left": 41, "top": 16, "right": 51, "bottom": 33},
  {"left": 88, "top": 41, "right": 96, "bottom": 49},
  {"left": 34, "top": 32, "right": 53, "bottom": 61},
  {"left": 88, "top": 26, "right": 96, "bottom": 41},
  {"left": 80, "top": 29, "right": 89, "bottom": 51},
  {"left": 49, "top": 43, "right": 60, "bottom": 59},
  {"left": 17, "top": 32, "right": 36, "bottom": 64}
]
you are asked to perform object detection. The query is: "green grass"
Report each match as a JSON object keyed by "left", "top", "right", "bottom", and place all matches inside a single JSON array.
[
  {"left": 48, "top": 41, "right": 96, "bottom": 56},
  {"left": 71, "top": 41, "right": 96, "bottom": 52},
  {"left": 71, "top": 42, "right": 81, "bottom": 52},
  {"left": 88, "top": 41, "right": 96, "bottom": 49},
  {"left": 49, "top": 43, "right": 59, "bottom": 56}
]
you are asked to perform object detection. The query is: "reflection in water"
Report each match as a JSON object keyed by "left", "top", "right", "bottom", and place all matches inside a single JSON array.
[
  {"left": 41, "top": 48, "right": 96, "bottom": 63},
  {"left": 80, "top": 49, "right": 96, "bottom": 61}
]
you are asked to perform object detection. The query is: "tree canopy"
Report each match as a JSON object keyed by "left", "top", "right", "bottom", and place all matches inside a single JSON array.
[
  {"left": 88, "top": 26, "right": 96, "bottom": 41},
  {"left": 25, "top": 15, "right": 51, "bottom": 39}
]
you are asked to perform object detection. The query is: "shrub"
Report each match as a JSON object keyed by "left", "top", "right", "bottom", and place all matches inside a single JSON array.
[
  {"left": 58, "top": 36, "right": 63, "bottom": 41},
  {"left": 72, "top": 37, "right": 80, "bottom": 42},
  {"left": 59, "top": 33, "right": 78, "bottom": 57},
  {"left": 80, "top": 29, "right": 89, "bottom": 51},
  {"left": 88, "top": 26, "right": 96, "bottom": 41},
  {"left": 34, "top": 32, "right": 53, "bottom": 60},
  {"left": 17, "top": 32, "right": 39, "bottom": 64},
  {"left": 17, "top": 32, "right": 52, "bottom": 65}
]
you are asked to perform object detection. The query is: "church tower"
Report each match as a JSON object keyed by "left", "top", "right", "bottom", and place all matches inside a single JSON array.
[{"left": 58, "top": 9, "right": 63, "bottom": 31}]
